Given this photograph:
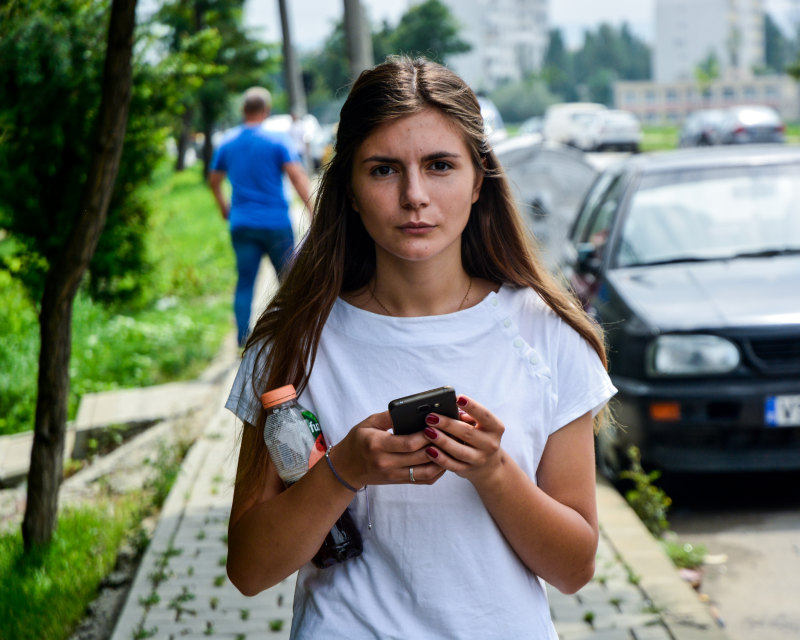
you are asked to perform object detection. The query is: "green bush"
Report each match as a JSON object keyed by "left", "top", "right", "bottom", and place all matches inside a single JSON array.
[
  {"left": 0, "top": 164, "right": 235, "bottom": 436},
  {"left": 619, "top": 445, "right": 672, "bottom": 538}
]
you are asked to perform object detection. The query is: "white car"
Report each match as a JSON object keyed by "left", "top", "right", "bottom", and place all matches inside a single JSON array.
[
  {"left": 573, "top": 109, "right": 642, "bottom": 153},
  {"left": 542, "top": 102, "right": 607, "bottom": 147}
]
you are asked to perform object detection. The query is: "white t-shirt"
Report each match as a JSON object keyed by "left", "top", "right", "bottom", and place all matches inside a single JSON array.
[{"left": 226, "top": 285, "right": 616, "bottom": 639}]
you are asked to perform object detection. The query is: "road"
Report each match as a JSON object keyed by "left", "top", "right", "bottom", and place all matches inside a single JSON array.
[{"left": 665, "top": 472, "right": 800, "bottom": 640}]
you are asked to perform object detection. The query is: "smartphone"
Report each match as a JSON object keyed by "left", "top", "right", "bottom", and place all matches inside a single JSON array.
[{"left": 388, "top": 386, "right": 458, "bottom": 435}]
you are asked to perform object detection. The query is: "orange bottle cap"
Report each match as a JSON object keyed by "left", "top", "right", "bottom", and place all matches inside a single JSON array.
[{"left": 261, "top": 384, "right": 297, "bottom": 409}]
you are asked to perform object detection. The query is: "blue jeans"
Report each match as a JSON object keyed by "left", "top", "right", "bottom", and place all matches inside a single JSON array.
[{"left": 231, "top": 226, "right": 294, "bottom": 346}]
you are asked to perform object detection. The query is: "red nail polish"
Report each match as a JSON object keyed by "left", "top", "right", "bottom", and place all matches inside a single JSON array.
[
  {"left": 456, "top": 396, "right": 468, "bottom": 407},
  {"left": 425, "top": 413, "right": 440, "bottom": 425},
  {"left": 424, "top": 427, "right": 438, "bottom": 439},
  {"left": 426, "top": 446, "right": 439, "bottom": 458}
]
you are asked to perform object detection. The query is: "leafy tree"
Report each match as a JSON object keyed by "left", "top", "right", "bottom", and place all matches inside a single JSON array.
[
  {"left": 303, "top": 0, "right": 471, "bottom": 118},
  {"left": 151, "top": 0, "right": 279, "bottom": 176},
  {"left": 0, "top": 0, "right": 138, "bottom": 550},
  {"left": 542, "top": 29, "right": 577, "bottom": 102},
  {"left": 489, "top": 75, "right": 559, "bottom": 121},
  {"left": 542, "top": 23, "right": 651, "bottom": 106},
  {"left": 694, "top": 51, "right": 720, "bottom": 105},
  {"left": 765, "top": 13, "right": 792, "bottom": 74},
  {"left": 387, "top": 0, "right": 470, "bottom": 64}
]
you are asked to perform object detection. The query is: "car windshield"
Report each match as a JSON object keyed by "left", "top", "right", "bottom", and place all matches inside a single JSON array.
[{"left": 615, "top": 163, "right": 800, "bottom": 267}]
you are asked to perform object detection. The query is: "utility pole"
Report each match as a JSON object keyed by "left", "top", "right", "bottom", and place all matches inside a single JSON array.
[
  {"left": 278, "top": 0, "right": 307, "bottom": 116},
  {"left": 343, "top": 0, "right": 374, "bottom": 80}
]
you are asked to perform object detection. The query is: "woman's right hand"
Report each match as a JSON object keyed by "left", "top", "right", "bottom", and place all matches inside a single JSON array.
[{"left": 329, "top": 410, "right": 446, "bottom": 488}]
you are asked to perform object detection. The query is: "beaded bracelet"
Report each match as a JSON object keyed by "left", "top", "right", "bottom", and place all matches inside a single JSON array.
[{"left": 325, "top": 446, "right": 359, "bottom": 493}]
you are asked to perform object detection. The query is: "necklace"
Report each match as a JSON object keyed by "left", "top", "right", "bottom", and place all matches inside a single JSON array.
[{"left": 371, "top": 277, "right": 473, "bottom": 316}]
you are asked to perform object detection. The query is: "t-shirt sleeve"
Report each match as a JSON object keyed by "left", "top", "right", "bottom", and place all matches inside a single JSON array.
[
  {"left": 551, "top": 321, "right": 617, "bottom": 434},
  {"left": 225, "top": 344, "right": 267, "bottom": 427},
  {"left": 210, "top": 143, "right": 227, "bottom": 172},
  {"left": 277, "top": 133, "right": 300, "bottom": 165}
]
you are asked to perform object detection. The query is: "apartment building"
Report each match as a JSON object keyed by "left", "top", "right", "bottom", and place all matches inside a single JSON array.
[
  {"left": 438, "top": 0, "right": 549, "bottom": 92},
  {"left": 613, "top": 0, "right": 800, "bottom": 123},
  {"left": 654, "top": 0, "right": 765, "bottom": 82}
]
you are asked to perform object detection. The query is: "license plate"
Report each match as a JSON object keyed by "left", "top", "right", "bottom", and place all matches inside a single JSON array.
[{"left": 765, "top": 395, "right": 800, "bottom": 427}]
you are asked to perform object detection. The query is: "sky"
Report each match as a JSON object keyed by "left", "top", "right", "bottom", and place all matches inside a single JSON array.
[{"left": 244, "top": 0, "right": 798, "bottom": 51}]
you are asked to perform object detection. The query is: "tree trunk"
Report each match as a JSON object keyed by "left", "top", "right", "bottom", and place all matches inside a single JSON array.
[
  {"left": 22, "top": 0, "right": 138, "bottom": 551},
  {"left": 175, "top": 107, "right": 194, "bottom": 172},
  {"left": 202, "top": 119, "right": 214, "bottom": 180}
]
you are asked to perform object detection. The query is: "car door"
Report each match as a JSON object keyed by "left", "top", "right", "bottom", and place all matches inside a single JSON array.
[{"left": 563, "top": 169, "right": 628, "bottom": 309}]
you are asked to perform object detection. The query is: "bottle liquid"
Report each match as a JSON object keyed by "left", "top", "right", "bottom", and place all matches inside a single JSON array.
[{"left": 261, "top": 384, "right": 363, "bottom": 568}]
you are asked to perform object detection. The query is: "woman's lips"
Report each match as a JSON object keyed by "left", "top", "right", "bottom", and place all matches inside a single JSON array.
[{"left": 398, "top": 222, "right": 435, "bottom": 234}]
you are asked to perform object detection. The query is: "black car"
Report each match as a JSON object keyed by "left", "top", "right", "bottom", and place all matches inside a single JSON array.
[
  {"left": 560, "top": 145, "right": 800, "bottom": 476},
  {"left": 494, "top": 135, "right": 598, "bottom": 269}
]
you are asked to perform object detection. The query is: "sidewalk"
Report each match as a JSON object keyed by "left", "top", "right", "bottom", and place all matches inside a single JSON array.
[{"left": 104, "top": 355, "right": 729, "bottom": 640}]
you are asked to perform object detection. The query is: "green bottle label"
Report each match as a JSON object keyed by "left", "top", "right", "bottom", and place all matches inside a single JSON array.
[{"left": 301, "top": 409, "right": 322, "bottom": 439}]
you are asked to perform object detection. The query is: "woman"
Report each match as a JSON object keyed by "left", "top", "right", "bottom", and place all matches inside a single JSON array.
[{"left": 225, "top": 56, "right": 616, "bottom": 639}]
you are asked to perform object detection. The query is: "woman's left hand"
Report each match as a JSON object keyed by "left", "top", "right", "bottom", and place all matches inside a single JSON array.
[{"left": 421, "top": 394, "right": 506, "bottom": 485}]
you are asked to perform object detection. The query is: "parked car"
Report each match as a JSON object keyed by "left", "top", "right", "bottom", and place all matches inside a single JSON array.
[
  {"left": 494, "top": 135, "right": 598, "bottom": 268},
  {"left": 678, "top": 108, "right": 726, "bottom": 147},
  {"left": 560, "top": 145, "right": 800, "bottom": 476},
  {"left": 543, "top": 102, "right": 607, "bottom": 147},
  {"left": 573, "top": 109, "right": 642, "bottom": 152},
  {"left": 716, "top": 105, "right": 786, "bottom": 145},
  {"left": 519, "top": 116, "right": 544, "bottom": 137}
]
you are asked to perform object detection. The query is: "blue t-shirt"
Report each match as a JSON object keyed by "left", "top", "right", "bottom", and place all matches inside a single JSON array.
[{"left": 210, "top": 124, "right": 299, "bottom": 230}]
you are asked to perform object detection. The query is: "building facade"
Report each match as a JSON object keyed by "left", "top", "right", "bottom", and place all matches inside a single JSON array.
[
  {"left": 654, "top": 0, "right": 766, "bottom": 83},
  {"left": 439, "top": 0, "right": 549, "bottom": 92},
  {"left": 614, "top": 75, "right": 800, "bottom": 124}
]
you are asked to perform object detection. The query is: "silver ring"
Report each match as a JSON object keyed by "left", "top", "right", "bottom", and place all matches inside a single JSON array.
[{"left": 409, "top": 466, "right": 416, "bottom": 483}]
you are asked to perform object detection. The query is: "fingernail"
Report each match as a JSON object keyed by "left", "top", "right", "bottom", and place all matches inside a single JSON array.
[
  {"left": 456, "top": 396, "right": 468, "bottom": 407},
  {"left": 424, "top": 427, "right": 438, "bottom": 439},
  {"left": 425, "top": 413, "right": 440, "bottom": 425},
  {"left": 426, "top": 446, "right": 439, "bottom": 458}
]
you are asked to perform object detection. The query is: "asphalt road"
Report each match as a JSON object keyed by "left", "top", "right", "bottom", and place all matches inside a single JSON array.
[{"left": 665, "top": 472, "right": 800, "bottom": 640}]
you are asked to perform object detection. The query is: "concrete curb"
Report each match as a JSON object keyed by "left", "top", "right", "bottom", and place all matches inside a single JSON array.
[{"left": 596, "top": 477, "right": 730, "bottom": 640}]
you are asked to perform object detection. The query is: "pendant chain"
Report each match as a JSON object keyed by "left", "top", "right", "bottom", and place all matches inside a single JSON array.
[{"left": 371, "top": 277, "right": 473, "bottom": 316}]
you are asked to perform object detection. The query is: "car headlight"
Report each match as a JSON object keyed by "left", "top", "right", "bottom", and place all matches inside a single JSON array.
[{"left": 647, "top": 335, "right": 740, "bottom": 376}]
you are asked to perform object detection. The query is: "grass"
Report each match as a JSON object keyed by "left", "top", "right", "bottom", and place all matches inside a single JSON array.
[
  {"left": 641, "top": 125, "right": 680, "bottom": 152},
  {"left": 0, "top": 162, "right": 236, "bottom": 435},
  {"left": 0, "top": 499, "right": 140, "bottom": 640},
  {"left": 0, "top": 426, "right": 189, "bottom": 640}
]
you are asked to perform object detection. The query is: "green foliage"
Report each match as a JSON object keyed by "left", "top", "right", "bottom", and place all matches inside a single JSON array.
[
  {"left": 0, "top": 164, "right": 235, "bottom": 436},
  {"left": 542, "top": 23, "right": 651, "bottom": 105},
  {"left": 388, "top": 0, "right": 470, "bottom": 64},
  {"left": 152, "top": 0, "right": 280, "bottom": 174},
  {"left": 619, "top": 446, "right": 672, "bottom": 538},
  {"left": 764, "top": 14, "right": 794, "bottom": 74},
  {"left": 694, "top": 51, "right": 721, "bottom": 96},
  {"left": 0, "top": 0, "right": 171, "bottom": 305},
  {"left": 303, "top": 0, "right": 470, "bottom": 119},
  {"left": 0, "top": 429, "right": 191, "bottom": 639},
  {"left": 0, "top": 499, "right": 140, "bottom": 640},
  {"left": 488, "top": 75, "right": 559, "bottom": 122},
  {"left": 661, "top": 538, "right": 707, "bottom": 570}
]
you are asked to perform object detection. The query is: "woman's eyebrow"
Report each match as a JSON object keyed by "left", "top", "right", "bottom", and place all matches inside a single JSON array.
[{"left": 361, "top": 151, "right": 461, "bottom": 164}]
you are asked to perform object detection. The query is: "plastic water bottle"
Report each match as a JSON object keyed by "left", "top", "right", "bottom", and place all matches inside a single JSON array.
[{"left": 261, "top": 385, "right": 363, "bottom": 568}]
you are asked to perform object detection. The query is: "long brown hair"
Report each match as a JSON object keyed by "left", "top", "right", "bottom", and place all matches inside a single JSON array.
[{"left": 237, "top": 56, "right": 607, "bottom": 488}]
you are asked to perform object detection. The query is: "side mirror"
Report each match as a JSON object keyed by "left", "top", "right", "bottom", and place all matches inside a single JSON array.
[{"left": 576, "top": 242, "right": 602, "bottom": 275}]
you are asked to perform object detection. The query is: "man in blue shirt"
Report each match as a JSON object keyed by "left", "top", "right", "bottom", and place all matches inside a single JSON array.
[{"left": 209, "top": 87, "right": 313, "bottom": 346}]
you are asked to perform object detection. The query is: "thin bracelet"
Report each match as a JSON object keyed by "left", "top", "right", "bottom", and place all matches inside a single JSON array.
[{"left": 325, "top": 446, "right": 359, "bottom": 493}]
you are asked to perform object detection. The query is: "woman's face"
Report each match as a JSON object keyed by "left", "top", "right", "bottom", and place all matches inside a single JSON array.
[{"left": 350, "top": 107, "right": 483, "bottom": 267}]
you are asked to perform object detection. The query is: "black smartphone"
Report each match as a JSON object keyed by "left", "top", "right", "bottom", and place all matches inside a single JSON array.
[{"left": 388, "top": 386, "right": 459, "bottom": 435}]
